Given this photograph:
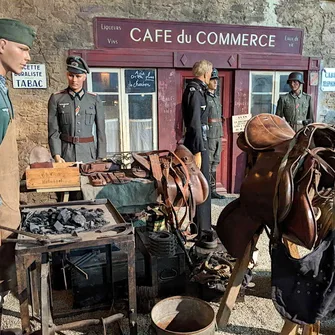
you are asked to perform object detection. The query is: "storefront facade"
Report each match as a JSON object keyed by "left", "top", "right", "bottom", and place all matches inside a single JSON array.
[
  {"left": 71, "top": 18, "right": 320, "bottom": 192},
  {"left": 3, "top": 0, "right": 335, "bottom": 199}
]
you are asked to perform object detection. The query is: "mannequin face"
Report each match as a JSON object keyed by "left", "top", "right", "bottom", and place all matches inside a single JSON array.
[
  {"left": 204, "top": 67, "right": 213, "bottom": 85},
  {"left": 67, "top": 72, "right": 87, "bottom": 92},
  {"left": 208, "top": 78, "right": 218, "bottom": 91},
  {"left": 288, "top": 80, "right": 301, "bottom": 94},
  {"left": 0, "top": 39, "right": 31, "bottom": 75}
]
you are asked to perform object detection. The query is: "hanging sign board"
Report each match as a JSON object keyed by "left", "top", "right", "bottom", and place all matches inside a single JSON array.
[
  {"left": 321, "top": 68, "right": 335, "bottom": 91},
  {"left": 232, "top": 114, "right": 252, "bottom": 133},
  {"left": 94, "top": 18, "right": 304, "bottom": 55},
  {"left": 12, "top": 64, "right": 47, "bottom": 89}
]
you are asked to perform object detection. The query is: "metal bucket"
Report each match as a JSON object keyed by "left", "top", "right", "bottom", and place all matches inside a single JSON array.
[{"left": 151, "top": 296, "right": 215, "bottom": 335}]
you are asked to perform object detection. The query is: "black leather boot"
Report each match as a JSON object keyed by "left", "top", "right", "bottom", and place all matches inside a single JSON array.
[{"left": 210, "top": 171, "right": 225, "bottom": 199}]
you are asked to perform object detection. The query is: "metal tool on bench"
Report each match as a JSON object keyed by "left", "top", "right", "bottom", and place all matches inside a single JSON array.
[
  {"left": 30, "top": 313, "right": 124, "bottom": 335},
  {"left": 95, "top": 222, "right": 133, "bottom": 238},
  {"left": 0, "top": 224, "right": 82, "bottom": 245}
]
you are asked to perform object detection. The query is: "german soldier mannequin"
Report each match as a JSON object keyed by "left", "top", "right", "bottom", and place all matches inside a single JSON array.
[
  {"left": 182, "top": 60, "right": 217, "bottom": 249},
  {"left": 0, "top": 19, "right": 36, "bottom": 335},
  {"left": 276, "top": 72, "right": 313, "bottom": 132},
  {"left": 48, "top": 56, "right": 107, "bottom": 163},
  {"left": 206, "top": 68, "right": 225, "bottom": 199}
]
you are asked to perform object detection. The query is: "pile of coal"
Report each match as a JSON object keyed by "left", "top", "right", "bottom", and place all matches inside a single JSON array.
[{"left": 21, "top": 207, "right": 109, "bottom": 235}]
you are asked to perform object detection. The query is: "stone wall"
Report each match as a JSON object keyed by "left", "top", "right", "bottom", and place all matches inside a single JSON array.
[{"left": 0, "top": 0, "right": 335, "bottom": 201}]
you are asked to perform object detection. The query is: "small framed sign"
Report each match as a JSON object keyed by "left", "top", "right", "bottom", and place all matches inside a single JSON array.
[{"left": 12, "top": 64, "right": 47, "bottom": 89}]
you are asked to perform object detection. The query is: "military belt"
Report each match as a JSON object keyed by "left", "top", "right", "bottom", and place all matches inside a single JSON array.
[
  {"left": 60, "top": 134, "right": 94, "bottom": 144},
  {"left": 208, "top": 118, "right": 222, "bottom": 123}
]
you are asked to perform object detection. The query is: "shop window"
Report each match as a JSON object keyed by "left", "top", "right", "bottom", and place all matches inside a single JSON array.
[
  {"left": 87, "top": 68, "right": 157, "bottom": 154},
  {"left": 249, "top": 71, "right": 294, "bottom": 115}
]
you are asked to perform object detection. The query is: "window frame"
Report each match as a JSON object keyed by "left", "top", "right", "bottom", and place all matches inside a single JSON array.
[{"left": 87, "top": 67, "right": 158, "bottom": 153}]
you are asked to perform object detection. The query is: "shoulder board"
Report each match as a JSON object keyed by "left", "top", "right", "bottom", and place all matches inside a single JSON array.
[
  {"left": 302, "top": 92, "right": 309, "bottom": 96},
  {"left": 54, "top": 89, "right": 67, "bottom": 95},
  {"left": 87, "top": 92, "right": 97, "bottom": 96}
]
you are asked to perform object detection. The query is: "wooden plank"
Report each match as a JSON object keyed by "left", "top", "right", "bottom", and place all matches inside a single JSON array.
[
  {"left": 281, "top": 320, "right": 298, "bottom": 335},
  {"left": 216, "top": 234, "right": 259, "bottom": 328},
  {"left": 26, "top": 162, "right": 80, "bottom": 190}
]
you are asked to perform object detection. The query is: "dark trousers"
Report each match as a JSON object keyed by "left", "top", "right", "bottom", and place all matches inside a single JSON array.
[{"left": 194, "top": 145, "right": 212, "bottom": 233}]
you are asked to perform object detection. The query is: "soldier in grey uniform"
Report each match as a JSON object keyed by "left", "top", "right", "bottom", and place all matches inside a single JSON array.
[
  {"left": 48, "top": 56, "right": 107, "bottom": 163},
  {"left": 276, "top": 72, "right": 314, "bottom": 132},
  {"left": 207, "top": 68, "right": 225, "bottom": 199}
]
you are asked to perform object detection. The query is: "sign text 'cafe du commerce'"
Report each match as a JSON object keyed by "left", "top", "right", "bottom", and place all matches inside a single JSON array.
[{"left": 94, "top": 18, "right": 304, "bottom": 55}]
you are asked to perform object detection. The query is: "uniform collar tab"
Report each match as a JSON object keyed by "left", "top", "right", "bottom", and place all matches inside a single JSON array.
[{"left": 67, "top": 87, "right": 85, "bottom": 100}]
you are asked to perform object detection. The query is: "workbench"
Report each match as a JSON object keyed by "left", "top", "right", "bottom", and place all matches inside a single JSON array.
[{"left": 15, "top": 199, "right": 137, "bottom": 335}]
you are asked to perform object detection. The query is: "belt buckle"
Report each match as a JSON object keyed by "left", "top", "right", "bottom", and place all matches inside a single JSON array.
[{"left": 73, "top": 136, "right": 80, "bottom": 144}]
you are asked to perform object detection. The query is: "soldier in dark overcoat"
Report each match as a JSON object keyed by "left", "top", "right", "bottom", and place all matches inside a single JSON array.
[
  {"left": 48, "top": 56, "right": 106, "bottom": 163},
  {"left": 182, "top": 59, "right": 217, "bottom": 249}
]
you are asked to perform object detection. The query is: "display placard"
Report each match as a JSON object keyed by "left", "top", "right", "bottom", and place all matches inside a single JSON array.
[
  {"left": 232, "top": 114, "right": 252, "bottom": 133},
  {"left": 125, "top": 69, "right": 155, "bottom": 93}
]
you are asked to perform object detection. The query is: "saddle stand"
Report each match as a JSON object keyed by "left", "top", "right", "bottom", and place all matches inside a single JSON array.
[{"left": 216, "top": 233, "right": 321, "bottom": 335}]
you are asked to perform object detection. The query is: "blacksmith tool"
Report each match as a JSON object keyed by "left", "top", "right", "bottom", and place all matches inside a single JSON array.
[
  {"left": 0, "top": 224, "right": 82, "bottom": 246},
  {"left": 30, "top": 313, "right": 124, "bottom": 335},
  {"left": 95, "top": 223, "right": 133, "bottom": 238}
]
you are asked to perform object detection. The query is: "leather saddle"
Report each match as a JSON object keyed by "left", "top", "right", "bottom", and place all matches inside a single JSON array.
[
  {"left": 131, "top": 145, "right": 209, "bottom": 227},
  {"left": 217, "top": 114, "right": 335, "bottom": 257}
]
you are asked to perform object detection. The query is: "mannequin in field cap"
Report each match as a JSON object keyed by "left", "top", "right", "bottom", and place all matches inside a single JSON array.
[{"left": 0, "top": 18, "right": 36, "bottom": 335}]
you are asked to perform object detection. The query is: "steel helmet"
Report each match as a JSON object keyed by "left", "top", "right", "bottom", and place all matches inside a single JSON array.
[
  {"left": 287, "top": 72, "right": 304, "bottom": 84},
  {"left": 210, "top": 68, "right": 219, "bottom": 80}
]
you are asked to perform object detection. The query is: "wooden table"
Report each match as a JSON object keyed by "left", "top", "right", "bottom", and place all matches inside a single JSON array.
[{"left": 15, "top": 199, "right": 137, "bottom": 335}]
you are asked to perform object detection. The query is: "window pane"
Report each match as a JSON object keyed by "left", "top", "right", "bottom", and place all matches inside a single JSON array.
[
  {"left": 129, "top": 95, "right": 153, "bottom": 151},
  {"left": 252, "top": 75, "right": 273, "bottom": 93},
  {"left": 125, "top": 69, "right": 155, "bottom": 93},
  {"left": 129, "top": 95, "right": 152, "bottom": 119},
  {"left": 251, "top": 94, "right": 273, "bottom": 115},
  {"left": 279, "top": 75, "right": 291, "bottom": 93},
  {"left": 99, "top": 95, "right": 119, "bottom": 119},
  {"left": 99, "top": 94, "right": 120, "bottom": 153},
  {"left": 92, "top": 72, "right": 118, "bottom": 92}
]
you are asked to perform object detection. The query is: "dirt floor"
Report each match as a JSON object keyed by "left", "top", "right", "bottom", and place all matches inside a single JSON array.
[{"left": 2, "top": 197, "right": 335, "bottom": 334}]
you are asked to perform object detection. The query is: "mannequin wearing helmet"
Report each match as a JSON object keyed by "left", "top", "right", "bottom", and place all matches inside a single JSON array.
[
  {"left": 206, "top": 68, "right": 225, "bottom": 199},
  {"left": 275, "top": 72, "right": 313, "bottom": 131}
]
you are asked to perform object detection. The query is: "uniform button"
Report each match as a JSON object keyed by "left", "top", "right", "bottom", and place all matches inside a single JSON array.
[
  {"left": 297, "top": 282, "right": 300, "bottom": 285},
  {"left": 77, "top": 114, "right": 80, "bottom": 116},
  {"left": 297, "top": 290, "right": 300, "bottom": 294},
  {"left": 77, "top": 130, "right": 81, "bottom": 133},
  {"left": 77, "top": 121, "right": 80, "bottom": 124}
]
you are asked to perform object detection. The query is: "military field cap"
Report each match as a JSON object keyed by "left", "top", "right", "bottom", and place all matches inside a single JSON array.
[
  {"left": 66, "top": 55, "right": 90, "bottom": 74},
  {"left": 0, "top": 18, "right": 36, "bottom": 48},
  {"left": 210, "top": 68, "right": 219, "bottom": 80}
]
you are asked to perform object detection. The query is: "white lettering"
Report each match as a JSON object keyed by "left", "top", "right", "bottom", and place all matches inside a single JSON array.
[
  {"left": 259, "top": 34, "right": 268, "bottom": 47},
  {"left": 269, "top": 35, "right": 276, "bottom": 47},
  {"left": 219, "top": 33, "right": 230, "bottom": 45},
  {"left": 130, "top": 28, "right": 141, "bottom": 42},
  {"left": 164, "top": 30, "right": 172, "bottom": 43},
  {"left": 196, "top": 31, "right": 206, "bottom": 44},
  {"left": 207, "top": 32, "right": 218, "bottom": 45},
  {"left": 249, "top": 34, "right": 258, "bottom": 46},
  {"left": 241, "top": 34, "right": 249, "bottom": 46},
  {"left": 143, "top": 29, "right": 153, "bottom": 42},
  {"left": 231, "top": 33, "right": 241, "bottom": 45}
]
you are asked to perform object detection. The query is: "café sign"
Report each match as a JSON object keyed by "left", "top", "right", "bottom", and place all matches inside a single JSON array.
[{"left": 94, "top": 18, "right": 303, "bottom": 54}]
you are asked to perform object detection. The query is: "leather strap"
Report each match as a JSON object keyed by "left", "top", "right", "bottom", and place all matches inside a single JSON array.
[
  {"left": 208, "top": 118, "right": 222, "bottom": 123},
  {"left": 60, "top": 134, "right": 94, "bottom": 144}
]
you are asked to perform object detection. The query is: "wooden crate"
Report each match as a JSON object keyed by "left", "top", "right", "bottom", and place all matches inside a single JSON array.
[{"left": 26, "top": 162, "right": 80, "bottom": 190}]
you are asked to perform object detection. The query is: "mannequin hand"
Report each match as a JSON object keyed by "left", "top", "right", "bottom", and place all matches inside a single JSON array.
[
  {"left": 194, "top": 152, "right": 202, "bottom": 169},
  {"left": 54, "top": 155, "right": 65, "bottom": 163}
]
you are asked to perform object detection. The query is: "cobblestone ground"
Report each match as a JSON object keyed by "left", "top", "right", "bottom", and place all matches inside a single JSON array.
[{"left": 2, "top": 196, "right": 335, "bottom": 334}]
